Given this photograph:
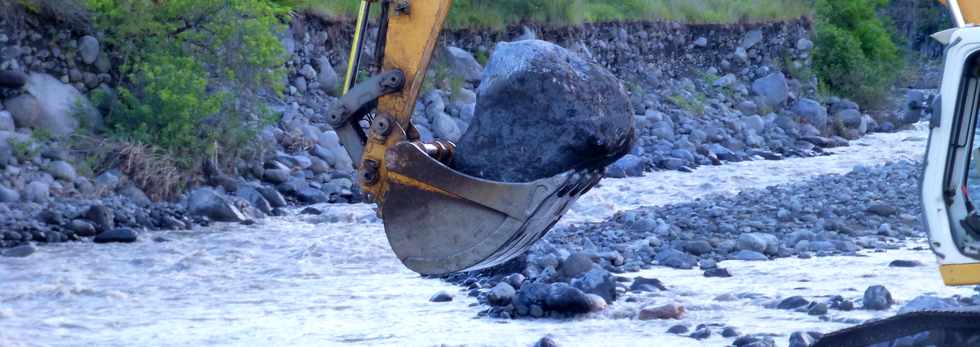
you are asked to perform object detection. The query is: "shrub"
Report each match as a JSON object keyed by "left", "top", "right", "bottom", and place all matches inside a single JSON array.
[
  {"left": 813, "top": 0, "right": 902, "bottom": 109},
  {"left": 86, "top": 0, "right": 288, "bottom": 169}
]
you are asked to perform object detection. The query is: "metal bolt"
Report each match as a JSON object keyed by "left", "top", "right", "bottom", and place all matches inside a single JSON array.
[
  {"left": 361, "top": 160, "right": 380, "bottom": 185},
  {"left": 372, "top": 115, "right": 392, "bottom": 140},
  {"left": 394, "top": 0, "right": 410, "bottom": 15}
]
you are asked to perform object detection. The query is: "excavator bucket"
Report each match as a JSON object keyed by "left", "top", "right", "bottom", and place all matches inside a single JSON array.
[{"left": 380, "top": 142, "right": 603, "bottom": 275}]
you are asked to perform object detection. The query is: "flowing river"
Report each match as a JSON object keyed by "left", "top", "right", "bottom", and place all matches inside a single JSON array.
[{"left": 2, "top": 124, "right": 975, "bottom": 347}]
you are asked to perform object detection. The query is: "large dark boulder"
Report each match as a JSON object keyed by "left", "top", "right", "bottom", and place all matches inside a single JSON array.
[{"left": 453, "top": 40, "right": 634, "bottom": 182}]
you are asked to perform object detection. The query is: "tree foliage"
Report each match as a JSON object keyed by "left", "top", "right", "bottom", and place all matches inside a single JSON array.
[
  {"left": 86, "top": 0, "right": 288, "bottom": 168},
  {"left": 813, "top": 0, "right": 902, "bottom": 109}
]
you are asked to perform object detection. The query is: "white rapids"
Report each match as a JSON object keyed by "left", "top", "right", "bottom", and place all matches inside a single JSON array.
[{"left": 1, "top": 124, "right": 972, "bottom": 347}]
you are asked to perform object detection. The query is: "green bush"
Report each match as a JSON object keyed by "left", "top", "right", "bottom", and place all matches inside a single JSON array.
[
  {"left": 813, "top": 0, "right": 902, "bottom": 109},
  {"left": 86, "top": 0, "right": 288, "bottom": 169}
]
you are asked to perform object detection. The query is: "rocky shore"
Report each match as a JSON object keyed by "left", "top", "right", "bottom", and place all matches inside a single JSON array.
[{"left": 440, "top": 160, "right": 980, "bottom": 345}]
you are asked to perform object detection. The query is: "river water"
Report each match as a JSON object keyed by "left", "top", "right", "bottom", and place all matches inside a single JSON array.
[{"left": 2, "top": 124, "right": 974, "bottom": 347}]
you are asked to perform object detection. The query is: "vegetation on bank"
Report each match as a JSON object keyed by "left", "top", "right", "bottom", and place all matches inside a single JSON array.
[
  {"left": 813, "top": 0, "right": 903, "bottom": 109},
  {"left": 283, "top": 0, "right": 811, "bottom": 28}
]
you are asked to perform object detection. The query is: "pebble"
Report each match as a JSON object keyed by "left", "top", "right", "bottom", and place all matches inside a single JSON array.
[
  {"left": 429, "top": 290, "right": 453, "bottom": 302},
  {"left": 93, "top": 228, "right": 138, "bottom": 243}
]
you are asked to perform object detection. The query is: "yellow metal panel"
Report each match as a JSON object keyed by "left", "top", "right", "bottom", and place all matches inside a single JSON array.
[
  {"left": 360, "top": 0, "right": 453, "bottom": 205},
  {"left": 939, "top": 263, "right": 980, "bottom": 285}
]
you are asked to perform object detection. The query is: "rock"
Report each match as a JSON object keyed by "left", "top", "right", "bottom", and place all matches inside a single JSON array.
[
  {"left": 318, "top": 57, "right": 339, "bottom": 96},
  {"left": 751, "top": 72, "right": 789, "bottom": 107},
  {"left": 429, "top": 290, "right": 453, "bottom": 302},
  {"left": 796, "top": 38, "right": 814, "bottom": 51},
  {"left": 187, "top": 188, "right": 247, "bottom": 222},
  {"left": 866, "top": 204, "right": 897, "bottom": 216},
  {"left": 441, "top": 46, "right": 483, "bottom": 83},
  {"left": 735, "top": 335, "right": 776, "bottom": 347},
  {"left": 257, "top": 186, "right": 287, "bottom": 208},
  {"left": 713, "top": 73, "right": 737, "bottom": 88},
  {"left": 45, "top": 160, "right": 77, "bottom": 182},
  {"left": 606, "top": 154, "right": 646, "bottom": 178},
  {"left": 889, "top": 259, "right": 924, "bottom": 268},
  {"left": 0, "top": 111, "right": 14, "bottom": 131},
  {"left": 85, "top": 205, "right": 114, "bottom": 232},
  {"left": 829, "top": 296, "right": 855, "bottom": 311},
  {"left": 545, "top": 283, "right": 597, "bottom": 314},
  {"left": 733, "top": 250, "right": 768, "bottom": 261},
  {"left": 263, "top": 168, "right": 290, "bottom": 184},
  {"left": 236, "top": 185, "right": 272, "bottom": 215},
  {"left": 533, "top": 336, "right": 559, "bottom": 347},
  {"left": 740, "top": 30, "right": 764, "bottom": 49},
  {"left": 453, "top": 40, "right": 633, "bottom": 183},
  {"left": 295, "top": 187, "right": 329, "bottom": 204},
  {"left": 630, "top": 277, "right": 666, "bottom": 292},
  {"left": 638, "top": 303, "right": 685, "bottom": 320},
  {"left": 722, "top": 327, "right": 740, "bottom": 337},
  {"left": 5, "top": 73, "right": 100, "bottom": 135},
  {"left": 704, "top": 268, "right": 732, "bottom": 278},
  {"left": 789, "top": 332, "right": 819, "bottom": 347},
  {"left": 69, "top": 220, "right": 97, "bottom": 237},
  {"left": 737, "top": 233, "right": 767, "bottom": 253},
  {"left": 0, "top": 185, "right": 20, "bottom": 202},
  {"left": 488, "top": 282, "right": 516, "bottom": 306},
  {"left": 571, "top": 267, "right": 617, "bottom": 303},
  {"left": 93, "top": 228, "right": 138, "bottom": 243},
  {"left": 3, "top": 243, "right": 36, "bottom": 257},
  {"left": 38, "top": 209, "right": 63, "bottom": 225},
  {"left": 432, "top": 112, "right": 462, "bottom": 141},
  {"left": 807, "top": 302, "right": 828, "bottom": 316},
  {"left": 667, "top": 324, "right": 689, "bottom": 334},
  {"left": 794, "top": 98, "right": 827, "bottom": 131},
  {"left": 777, "top": 296, "right": 810, "bottom": 310},
  {"left": 690, "top": 327, "right": 711, "bottom": 340},
  {"left": 560, "top": 252, "right": 594, "bottom": 278},
  {"left": 835, "top": 109, "right": 863, "bottom": 129},
  {"left": 863, "top": 285, "right": 894, "bottom": 310},
  {"left": 0, "top": 70, "right": 27, "bottom": 89},
  {"left": 79, "top": 35, "right": 100, "bottom": 65},
  {"left": 656, "top": 248, "right": 697, "bottom": 269},
  {"left": 693, "top": 36, "right": 708, "bottom": 47},
  {"left": 24, "top": 181, "right": 49, "bottom": 203}
]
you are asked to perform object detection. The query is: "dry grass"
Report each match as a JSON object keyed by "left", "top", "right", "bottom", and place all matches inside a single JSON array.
[{"left": 72, "top": 136, "right": 194, "bottom": 202}]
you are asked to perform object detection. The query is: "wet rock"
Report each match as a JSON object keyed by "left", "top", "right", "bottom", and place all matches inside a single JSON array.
[
  {"left": 829, "top": 296, "right": 855, "bottom": 311},
  {"left": 533, "top": 336, "right": 559, "bottom": 347},
  {"left": 863, "top": 285, "right": 894, "bottom": 310},
  {"left": 454, "top": 40, "right": 634, "bottom": 183},
  {"left": 545, "top": 283, "right": 598, "bottom": 314},
  {"left": 257, "top": 186, "right": 287, "bottom": 208},
  {"left": 704, "top": 268, "right": 732, "bottom": 278},
  {"left": 794, "top": 98, "right": 827, "bottom": 131},
  {"left": 656, "top": 248, "right": 697, "bottom": 269},
  {"left": 69, "top": 219, "right": 97, "bottom": 237},
  {"left": 733, "top": 250, "right": 768, "bottom": 261},
  {"left": 667, "top": 324, "right": 689, "bottom": 334},
  {"left": 690, "top": 327, "right": 711, "bottom": 340},
  {"left": 262, "top": 168, "right": 290, "bottom": 184},
  {"left": 560, "top": 252, "right": 594, "bottom": 278},
  {"left": 3, "top": 243, "right": 36, "bottom": 257},
  {"left": 866, "top": 204, "right": 897, "bottom": 216},
  {"left": 300, "top": 207, "right": 322, "bottom": 215},
  {"left": 807, "top": 302, "right": 828, "bottom": 316},
  {"left": 488, "top": 282, "right": 516, "bottom": 306},
  {"left": 0, "top": 70, "right": 27, "bottom": 89},
  {"left": 777, "top": 296, "right": 810, "bottom": 310},
  {"left": 85, "top": 204, "right": 114, "bottom": 233},
  {"left": 888, "top": 259, "right": 923, "bottom": 268},
  {"left": 734, "top": 335, "right": 776, "bottom": 347},
  {"left": 606, "top": 154, "right": 646, "bottom": 178},
  {"left": 38, "top": 209, "right": 63, "bottom": 225},
  {"left": 722, "top": 326, "right": 740, "bottom": 337},
  {"left": 638, "top": 303, "right": 685, "bottom": 320},
  {"left": 898, "top": 295, "right": 959, "bottom": 314},
  {"left": 737, "top": 233, "right": 767, "bottom": 253},
  {"left": 429, "top": 290, "right": 453, "bottom": 302},
  {"left": 629, "top": 277, "right": 666, "bottom": 292},
  {"left": 789, "top": 331, "right": 819, "bottom": 347},
  {"left": 571, "top": 267, "right": 617, "bottom": 302},
  {"left": 187, "top": 188, "right": 247, "bottom": 223},
  {"left": 93, "top": 228, "right": 138, "bottom": 243},
  {"left": 295, "top": 187, "right": 329, "bottom": 204},
  {"left": 236, "top": 186, "right": 272, "bottom": 215}
]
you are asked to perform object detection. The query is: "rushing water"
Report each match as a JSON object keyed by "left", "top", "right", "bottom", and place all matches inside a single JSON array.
[{"left": 1, "top": 125, "right": 970, "bottom": 347}]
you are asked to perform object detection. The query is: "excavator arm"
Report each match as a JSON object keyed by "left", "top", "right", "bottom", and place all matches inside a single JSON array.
[{"left": 327, "top": 0, "right": 605, "bottom": 275}]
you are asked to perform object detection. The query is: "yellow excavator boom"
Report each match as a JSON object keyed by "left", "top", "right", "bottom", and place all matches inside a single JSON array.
[{"left": 941, "top": 0, "right": 980, "bottom": 27}]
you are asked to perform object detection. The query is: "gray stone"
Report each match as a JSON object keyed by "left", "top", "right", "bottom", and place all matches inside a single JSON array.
[
  {"left": 4, "top": 73, "right": 101, "bottom": 136},
  {"left": 488, "top": 282, "right": 516, "bottom": 306},
  {"left": 737, "top": 233, "right": 767, "bottom": 253},
  {"left": 559, "top": 252, "right": 593, "bottom": 278},
  {"left": 606, "top": 154, "right": 646, "bottom": 178},
  {"left": 0, "top": 185, "right": 19, "bottom": 202},
  {"left": 318, "top": 57, "right": 339, "bottom": 96},
  {"left": 733, "top": 250, "right": 768, "bottom": 261},
  {"left": 571, "top": 267, "right": 617, "bottom": 303},
  {"left": 777, "top": 296, "right": 810, "bottom": 310},
  {"left": 3, "top": 243, "right": 36, "bottom": 257},
  {"left": 46, "top": 160, "right": 76, "bottom": 181},
  {"left": 630, "top": 277, "right": 666, "bottom": 292},
  {"left": 432, "top": 112, "right": 461, "bottom": 141},
  {"left": 187, "top": 188, "right": 247, "bottom": 222},
  {"left": 741, "top": 115, "right": 765, "bottom": 133},
  {"left": 789, "top": 332, "right": 818, "bottom": 347},
  {"left": 94, "top": 228, "right": 138, "bottom": 243},
  {"left": 441, "top": 46, "right": 483, "bottom": 83},
  {"left": 740, "top": 30, "right": 764, "bottom": 49},
  {"left": 430, "top": 290, "right": 453, "bottom": 302},
  {"left": 120, "top": 185, "right": 152, "bottom": 206},
  {"left": 796, "top": 38, "right": 814, "bottom": 51},
  {"left": 693, "top": 37, "right": 708, "bottom": 47},
  {"left": 79, "top": 35, "right": 100, "bottom": 65},
  {"left": 0, "top": 111, "right": 14, "bottom": 131},
  {"left": 85, "top": 205, "right": 114, "bottom": 232},
  {"left": 263, "top": 168, "right": 290, "bottom": 184},
  {"left": 898, "top": 295, "right": 958, "bottom": 314},
  {"left": 656, "top": 248, "right": 697, "bottom": 269},
  {"left": 544, "top": 283, "right": 596, "bottom": 314},
  {"left": 237, "top": 186, "right": 272, "bottom": 215},
  {"left": 453, "top": 40, "right": 634, "bottom": 183},
  {"left": 69, "top": 219, "right": 97, "bottom": 237},
  {"left": 863, "top": 285, "right": 894, "bottom": 310},
  {"left": 794, "top": 98, "right": 827, "bottom": 131},
  {"left": 752, "top": 72, "right": 789, "bottom": 107},
  {"left": 0, "top": 70, "right": 27, "bottom": 89},
  {"left": 24, "top": 181, "right": 49, "bottom": 203},
  {"left": 835, "top": 109, "right": 863, "bottom": 129},
  {"left": 300, "top": 64, "right": 317, "bottom": 80},
  {"left": 257, "top": 185, "right": 287, "bottom": 208}
]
